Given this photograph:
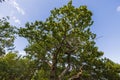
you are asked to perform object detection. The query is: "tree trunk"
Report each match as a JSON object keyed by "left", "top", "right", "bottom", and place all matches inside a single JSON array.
[
  {"left": 50, "top": 53, "right": 58, "bottom": 80},
  {"left": 58, "top": 53, "right": 71, "bottom": 80},
  {"left": 50, "top": 36, "right": 66, "bottom": 80}
]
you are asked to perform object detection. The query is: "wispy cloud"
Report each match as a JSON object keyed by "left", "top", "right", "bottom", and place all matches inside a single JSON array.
[
  {"left": 116, "top": 6, "right": 120, "bottom": 12},
  {"left": 12, "top": 16, "right": 21, "bottom": 24},
  {"left": 7, "top": 0, "right": 25, "bottom": 25},
  {"left": 19, "top": 51, "right": 26, "bottom": 56},
  {"left": 9, "top": 0, "right": 25, "bottom": 15}
]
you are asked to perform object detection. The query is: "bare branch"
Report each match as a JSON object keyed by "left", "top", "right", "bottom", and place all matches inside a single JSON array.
[
  {"left": 68, "top": 65, "right": 83, "bottom": 80},
  {"left": 44, "top": 60, "right": 52, "bottom": 68},
  {"left": 58, "top": 66, "right": 70, "bottom": 80},
  {"left": 58, "top": 52, "right": 71, "bottom": 80}
]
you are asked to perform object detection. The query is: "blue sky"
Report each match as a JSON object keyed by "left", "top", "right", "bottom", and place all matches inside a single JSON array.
[{"left": 0, "top": 0, "right": 120, "bottom": 63}]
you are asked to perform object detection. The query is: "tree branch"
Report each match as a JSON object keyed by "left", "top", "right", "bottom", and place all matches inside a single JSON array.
[
  {"left": 58, "top": 65, "right": 70, "bottom": 80},
  {"left": 44, "top": 60, "right": 52, "bottom": 68},
  {"left": 58, "top": 52, "right": 71, "bottom": 80},
  {"left": 68, "top": 65, "right": 83, "bottom": 80},
  {"left": 58, "top": 36, "right": 80, "bottom": 80},
  {"left": 50, "top": 37, "right": 66, "bottom": 80}
]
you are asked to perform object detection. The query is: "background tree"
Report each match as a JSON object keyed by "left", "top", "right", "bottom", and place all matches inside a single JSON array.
[
  {"left": 0, "top": 17, "right": 16, "bottom": 55},
  {"left": 18, "top": 1, "right": 120, "bottom": 80},
  {"left": 0, "top": 52, "right": 37, "bottom": 80}
]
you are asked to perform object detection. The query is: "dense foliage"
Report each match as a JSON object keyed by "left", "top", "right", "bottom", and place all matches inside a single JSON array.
[
  {"left": 0, "top": 52, "right": 37, "bottom": 80},
  {"left": 0, "top": 17, "right": 15, "bottom": 55},
  {"left": 0, "top": 1, "right": 120, "bottom": 80},
  {"left": 18, "top": 1, "right": 120, "bottom": 80}
]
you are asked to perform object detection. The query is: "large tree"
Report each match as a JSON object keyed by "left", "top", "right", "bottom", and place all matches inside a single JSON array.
[{"left": 18, "top": 1, "right": 120, "bottom": 80}]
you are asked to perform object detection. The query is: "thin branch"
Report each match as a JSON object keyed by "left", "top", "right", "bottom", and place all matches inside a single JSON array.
[
  {"left": 68, "top": 65, "right": 83, "bottom": 80},
  {"left": 38, "top": 58, "right": 52, "bottom": 68},
  {"left": 58, "top": 66, "right": 70, "bottom": 80},
  {"left": 58, "top": 54, "right": 71, "bottom": 80},
  {"left": 44, "top": 60, "right": 52, "bottom": 68}
]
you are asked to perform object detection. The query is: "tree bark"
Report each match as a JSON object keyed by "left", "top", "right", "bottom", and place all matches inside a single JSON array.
[
  {"left": 68, "top": 66, "right": 83, "bottom": 80},
  {"left": 58, "top": 53, "right": 71, "bottom": 80},
  {"left": 50, "top": 44, "right": 62, "bottom": 80},
  {"left": 50, "top": 52, "right": 58, "bottom": 80}
]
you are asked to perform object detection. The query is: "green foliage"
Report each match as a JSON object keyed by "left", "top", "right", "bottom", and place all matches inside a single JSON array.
[
  {"left": 31, "top": 68, "right": 49, "bottom": 80},
  {"left": 0, "top": 17, "right": 16, "bottom": 55},
  {"left": 18, "top": 1, "right": 120, "bottom": 80},
  {"left": 0, "top": 52, "right": 37, "bottom": 80},
  {"left": 0, "top": 0, "right": 119, "bottom": 80},
  {"left": 19, "top": 1, "right": 118, "bottom": 80}
]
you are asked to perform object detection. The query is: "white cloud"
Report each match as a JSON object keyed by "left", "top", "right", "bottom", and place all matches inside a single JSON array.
[
  {"left": 116, "top": 6, "right": 120, "bottom": 12},
  {"left": 9, "top": 0, "right": 25, "bottom": 15},
  {"left": 19, "top": 51, "right": 26, "bottom": 56},
  {"left": 12, "top": 16, "right": 21, "bottom": 24},
  {"left": 14, "top": 19, "right": 21, "bottom": 24}
]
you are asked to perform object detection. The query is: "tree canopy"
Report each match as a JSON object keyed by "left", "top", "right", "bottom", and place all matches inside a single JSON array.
[
  {"left": 0, "top": 1, "right": 120, "bottom": 80},
  {"left": 0, "top": 17, "right": 16, "bottom": 55},
  {"left": 18, "top": 1, "right": 120, "bottom": 80}
]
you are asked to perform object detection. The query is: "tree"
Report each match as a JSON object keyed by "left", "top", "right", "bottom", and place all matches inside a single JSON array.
[
  {"left": 18, "top": 1, "right": 120, "bottom": 80},
  {"left": 0, "top": 52, "right": 37, "bottom": 80},
  {"left": 0, "top": 17, "right": 16, "bottom": 55}
]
